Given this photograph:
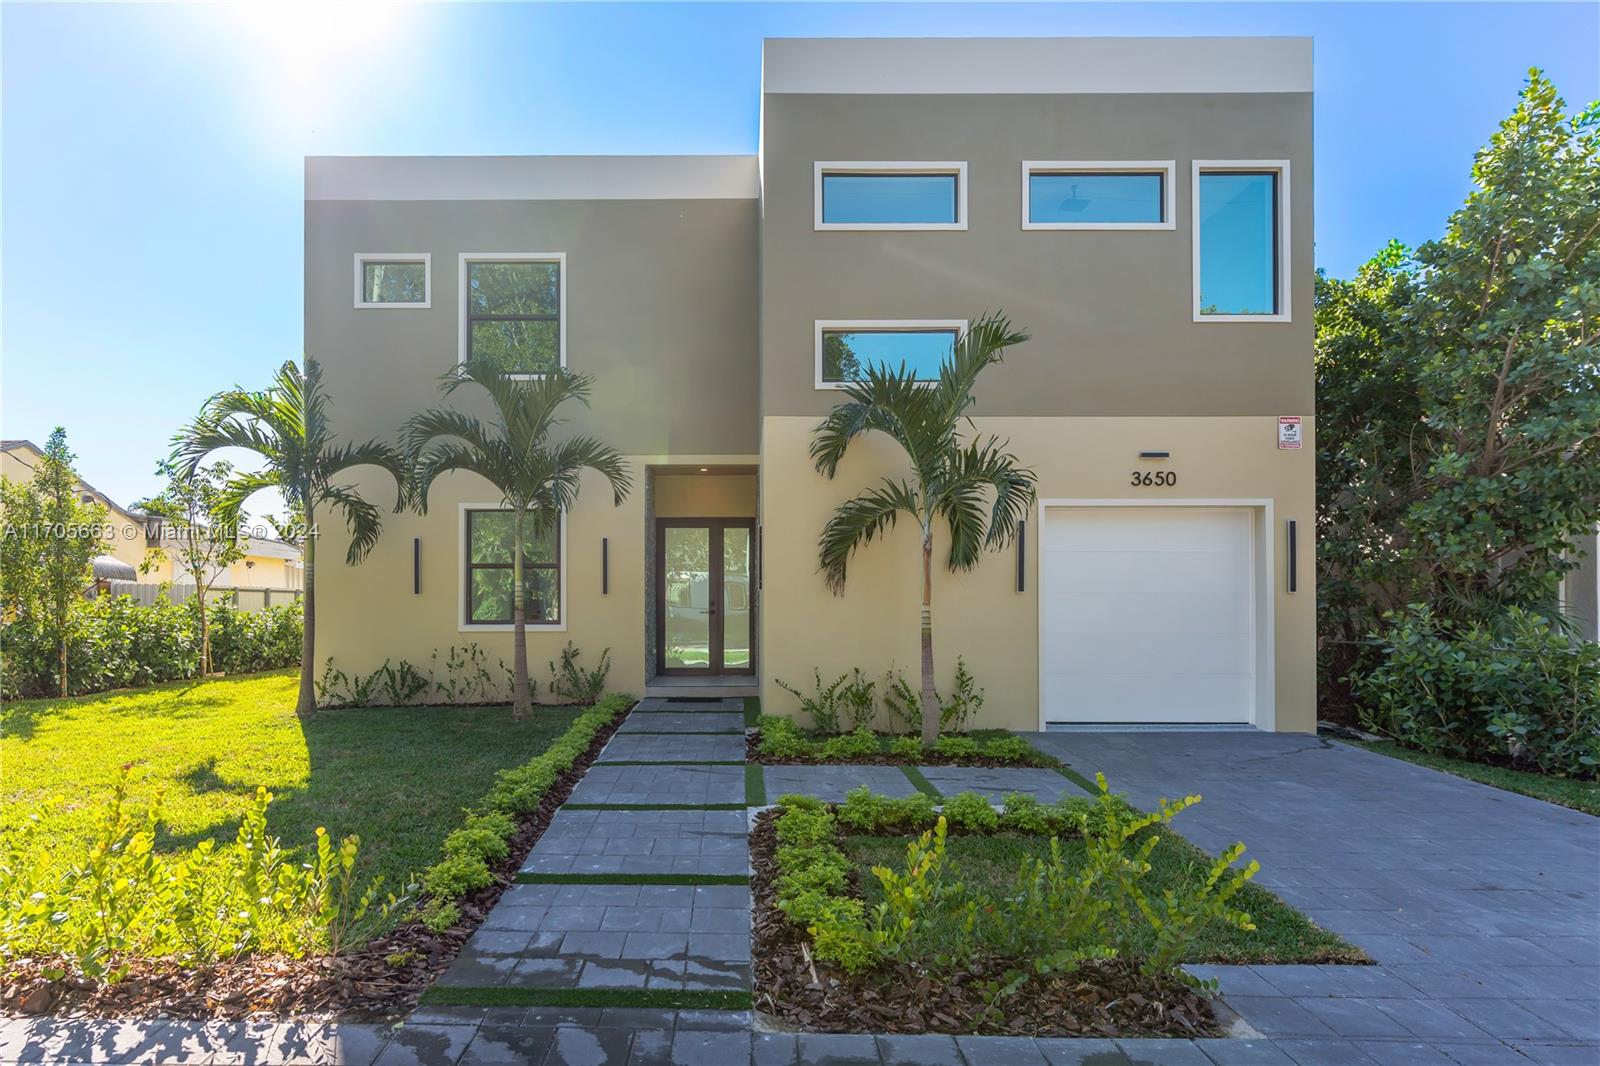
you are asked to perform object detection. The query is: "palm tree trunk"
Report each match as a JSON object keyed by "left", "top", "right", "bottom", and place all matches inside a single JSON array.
[
  {"left": 920, "top": 527, "right": 938, "bottom": 747},
  {"left": 511, "top": 514, "right": 531, "bottom": 719},
  {"left": 296, "top": 498, "right": 317, "bottom": 715},
  {"left": 58, "top": 625, "right": 68, "bottom": 700}
]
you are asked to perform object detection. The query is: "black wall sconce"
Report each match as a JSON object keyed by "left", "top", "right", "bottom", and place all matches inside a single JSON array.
[
  {"left": 1016, "top": 519, "right": 1027, "bottom": 593},
  {"left": 1286, "top": 519, "right": 1298, "bottom": 593},
  {"left": 412, "top": 538, "right": 421, "bottom": 594},
  {"left": 601, "top": 537, "right": 610, "bottom": 595}
]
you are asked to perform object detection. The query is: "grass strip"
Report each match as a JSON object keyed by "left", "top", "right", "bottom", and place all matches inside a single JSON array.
[
  {"left": 1055, "top": 765, "right": 1099, "bottom": 795},
  {"left": 598, "top": 760, "right": 748, "bottom": 766},
  {"left": 515, "top": 872, "right": 750, "bottom": 885},
  {"left": 421, "top": 987, "right": 752, "bottom": 1010},
  {"left": 562, "top": 802, "right": 747, "bottom": 811},
  {"left": 899, "top": 765, "right": 942, "bottom": 800},
  {"left": 1349, "top": 740, "right": 1600, "bottom": 817},
  {"left": 743, "top": 695, "right": 761, "bottom": 728},
  {"left": 619, "top": 730, "right": 744, "bottom": 736},
  {"left": 744, "top": 762, "right": 766, "bottom": 806}
]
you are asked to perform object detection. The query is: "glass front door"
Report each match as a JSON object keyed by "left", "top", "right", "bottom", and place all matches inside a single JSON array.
[{"left": 657, "top": 519, "right": 755, "bottom": 675}]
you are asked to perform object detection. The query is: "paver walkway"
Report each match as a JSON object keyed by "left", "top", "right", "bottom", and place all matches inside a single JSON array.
[{"left": 5, "top": 714, "right": 1596, "bottom": 1065}]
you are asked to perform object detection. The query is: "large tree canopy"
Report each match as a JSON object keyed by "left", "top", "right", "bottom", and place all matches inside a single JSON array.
[{"left": 1317, "top": 71, "right": 1600, "bottom": 695}]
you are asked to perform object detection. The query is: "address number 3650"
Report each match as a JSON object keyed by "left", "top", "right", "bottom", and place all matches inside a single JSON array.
[{"left": 1130, "top": 470, "right": 1178, "bottom": 487}]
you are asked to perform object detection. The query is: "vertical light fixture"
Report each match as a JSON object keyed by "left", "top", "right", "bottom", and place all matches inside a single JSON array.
[
  {"left": 1016, "top": 519, "right": 1027, "bottom": 593},
  {"left": 412, "top": 538, "right": 421, "bottom": 594},
  {"left": 602, "top": 537, "right": 610, "bottom": 595},
  {"left": 1286, "top": 519, "right": 1298, "bottom": 593}
]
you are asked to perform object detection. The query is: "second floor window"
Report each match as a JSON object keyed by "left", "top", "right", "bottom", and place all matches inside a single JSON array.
[
  {"left": 355, "top": 253, "right": 429, "bottom": 308},
  {"left": 463, "top": 256, "right": 563, "bottom": 374},
  {"left": 815, "top": 321, "right": 965, "bottom": 388},
  {"left": 1194, "top": 164, "right": 1288, "bottom": 321},
  {"left": 815, "top": 164, "right": 967, "bottom": 229},
  {"left": 1023, "top": 163, "right": 1174, "bottom": 229}
]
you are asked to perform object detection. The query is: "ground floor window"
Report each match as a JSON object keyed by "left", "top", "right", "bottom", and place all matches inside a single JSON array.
[{"left": 464, "top": 508, "right": 560, "bottom": 625}]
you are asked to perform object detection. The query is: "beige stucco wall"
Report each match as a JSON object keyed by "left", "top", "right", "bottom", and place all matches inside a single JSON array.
[
  {"left": 315, "top": 455, "right": 756, "bottom": 697},
  {"left": 759, "top": 414, "right": 1317, "bottom": 733}
]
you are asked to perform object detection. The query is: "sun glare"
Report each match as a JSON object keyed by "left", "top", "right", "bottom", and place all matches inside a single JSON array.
[{"left": 228, "top": 1, "right": 402, "bottom": 83}]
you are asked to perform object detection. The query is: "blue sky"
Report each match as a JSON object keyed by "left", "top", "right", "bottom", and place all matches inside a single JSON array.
[{"left": 3, "top": 2, "right": 1596, "bottom": 515}]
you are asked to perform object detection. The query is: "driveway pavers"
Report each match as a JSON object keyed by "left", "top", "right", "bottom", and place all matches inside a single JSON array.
[
  {"left": 565, "top": 763, "right": 745, "bottom": 805},
  {"left": 597, "top": 733, "right": 746, "bottom": 762},
  {"left": 617, "top": 711, "right": 744, "bottom": 733},
  {"left": 761, "top": 764, "right": 919, "bottom": 801},
  {"left": 916, "top": 765, "right": 1078, "bottom": 802}
]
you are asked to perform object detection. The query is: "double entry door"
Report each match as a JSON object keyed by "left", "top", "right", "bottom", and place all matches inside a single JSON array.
[{"left": 656, "top": 519, "right": 754, "bottom": 675}]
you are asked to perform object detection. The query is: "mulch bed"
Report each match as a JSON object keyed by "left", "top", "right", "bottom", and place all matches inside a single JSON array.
[
  {"left": 0, "top": 706, "right": 631, "bottom": 1022},
  {"left": 746, "top": 731, "right": 1059, "bottom": 769},
  {"left": 749, "top": 811, "right": 1223, "bottom": 1039}
]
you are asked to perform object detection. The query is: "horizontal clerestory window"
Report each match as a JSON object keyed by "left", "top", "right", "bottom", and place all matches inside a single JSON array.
[
  {"left": 815, "top": 164, "right": 967, "bottom": 230},
  {"left": 1022, "top": 162, "right": 1175, "bottom": 229},
  {"left": 814, "top": 321, "right": 966, "bottom": 389},
  {"left": 354, "top": 254, "right": 429, "bottom": 307}
]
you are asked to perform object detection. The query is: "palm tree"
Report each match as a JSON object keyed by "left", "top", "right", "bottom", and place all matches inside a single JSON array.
[
  {"left": 404, "top": 362, "right": 631, "bottom": 717},
  {"left": 811, "top": 314, "right": 1037, "bottom": 746},
  {"left": 174, "top": 358, "right": 406, "bottom": 715}
]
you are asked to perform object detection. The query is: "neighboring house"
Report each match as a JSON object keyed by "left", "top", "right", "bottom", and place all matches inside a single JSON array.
[
  {"left": 305, "top": 37, "right": 1317, "bottom": 731},
  {"left": 2, "top": 438, "right": 304, "bottom": 606}
]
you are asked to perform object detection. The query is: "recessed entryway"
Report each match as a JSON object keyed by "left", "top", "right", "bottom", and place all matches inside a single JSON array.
[
  {"left": 1039, "top": 502, "right": 1268, "bottom": 727},
  {"left": 656, "top": 518, "right": 755, "bottom": 676}
]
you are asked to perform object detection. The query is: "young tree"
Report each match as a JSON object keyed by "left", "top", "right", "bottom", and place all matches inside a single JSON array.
[
  {"left": 405, "top": 363, "right": 631, "bottom": 718},
  {"left": 1317, "top": 71, "right": 1600, "bottom": 681},
  {"left": 0, "top": 428, "right": 107, "bottom": 696},
  {"left": 174, "top": 358, "right": 406, "bottom": 714},
  {"left": 136, "top": 459, "right": 247, "bottom": 676},
  {"left": 809, "top": 314, "right": 1036, "bottom": 746}
]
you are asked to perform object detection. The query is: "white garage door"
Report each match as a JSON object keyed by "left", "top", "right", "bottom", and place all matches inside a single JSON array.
[{"left": 1041, "top": 506, "right": 1255, "bottom": 724}]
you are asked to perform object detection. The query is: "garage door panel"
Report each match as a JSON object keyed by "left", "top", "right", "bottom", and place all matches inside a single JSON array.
[
  {"left": 1042, "top": 507, "right": 1256, "bottom": 725},
  {"left": 1043, "top": 672, "right": 1254, "bottom": 725},
  {"left": 1046, "top": 632, "right": 1253, "bottom": 677},
  {"left": 1043, "top": 591, "right": 1251, "bottom": 636},
  {"left": 1043, "top": 507, "right": 1249, "bottom": 553}
]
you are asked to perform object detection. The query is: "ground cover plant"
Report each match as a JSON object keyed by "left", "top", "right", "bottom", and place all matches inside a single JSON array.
[
  {"left": 751, "top": 714, "right": 1054, "bottom": 767},
  {"left": 751, "top": 784, "right": 1362, "bottom": 1037},
  {"left": 0, "top": 672, "right": 634, "bottom": 1018}
]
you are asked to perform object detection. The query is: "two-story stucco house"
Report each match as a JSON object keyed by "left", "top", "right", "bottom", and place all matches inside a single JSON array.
[{"left": 305, "top": 36, "right": 1318, "bottom": 731}]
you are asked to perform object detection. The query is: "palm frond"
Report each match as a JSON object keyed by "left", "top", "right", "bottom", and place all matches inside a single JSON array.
[
  {"left": 411, "top": 440, "right": 510, "bottom": 514},
  {"left": 548, "top": 436, "right": 633, "bottom": 507},
  {"left": 935, "top": 313, "right": 1030, "bottom": 423},
  {"left": 818, "top": 479, "right": 920, "bottom": 594},
  {"left": 319, "top": 481, "right": 387, "bottom": 565},
  {"left": 321, "top": 439, "right": 408, "bottom": 512},
  {"left": 212, "top": 469, "right": 283, "bottom": 535}
]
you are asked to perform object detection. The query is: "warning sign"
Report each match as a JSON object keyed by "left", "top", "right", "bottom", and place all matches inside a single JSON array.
[{"left": 1278, "top": 416, "right": 1302, "bottom": 450}]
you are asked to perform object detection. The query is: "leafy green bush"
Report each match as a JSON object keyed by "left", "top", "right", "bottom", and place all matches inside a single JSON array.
[
  {"left": 837, "top": 786, "right": 936, "bottom": 834},
  {"left": 979, "top": 736, "right": 1032, "bottom": 763},
  {"left": 1354, "top": 606, "right": 1600, "bottom": 777},
  {"left": 933, "top": 735, "right": 980, "bottom": 760},
  {"left": 0, "top": 769, "right": 406, "bottom": 982},
  {"left": 775, "top": 806, "right": 837, "bottom": 847},
  {"left": 776, "top": 669, "right": 849, "bottom": 734},
  {"left": 941, "top": 791, "right": 999, "bottom": 833},
  {"left": 888, "top": 736, "right": 924, "bottom": 761},
  {"left": 421, "top": 852, "right": 496, "bottom": 899},
  {"left": 548, "top": 641, "right": 611, "bottom": 705},
  {"left": 1, "top": 595, "right": 302, "bottom": 700},
  {"left": 818, "top": 727, "right": 881, "bottom": 761},
  {"left": 883, "top": 657, "right": 986, "bottom": 735},
  {"left": 998, "top": 793, "right": 1070, "bottom": 835},
  {"left": 756, "top": 716, "right": 811, "bottom": 759}
]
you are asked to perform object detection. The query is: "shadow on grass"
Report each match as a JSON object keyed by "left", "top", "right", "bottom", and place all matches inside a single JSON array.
[{"left": 0, "top": 671, "right": 294, "bottom": 743}]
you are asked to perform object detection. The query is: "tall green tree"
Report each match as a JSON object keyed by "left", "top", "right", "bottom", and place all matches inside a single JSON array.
[
  {"left": 136, "top": 460, "right": 247, "bottom": 676},
  {"left": 404, "top": 362, "right": 631, "bottom": 717},
  {"left": 1317, "top": 71, "right": 1600, "bottom": 688},
  {"left": 810, "top": 314, "right": 1036, "bottom": 746},
  {"left": 173, "top": 358, "right": 405, "bottom": 714},
  {"left": 0, "top": 428, "right": 108, "bottom": 696}
]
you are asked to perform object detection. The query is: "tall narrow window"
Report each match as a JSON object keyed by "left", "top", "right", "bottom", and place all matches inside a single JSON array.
[
  {"left": 463, "top": 509, "right": 561, "bottom": 626},
  {"left": 460, "top": 255, "right": 563, "bottom": 373},
  {"left": 1023, "top": 162, "right": 1174, "bottom": 229},
  {"left": 1194, "top": 164, "right": 1288, "bottom": 320},
  {"left": 815, "top": 164, "right": 967, "bottom": 229},
  {"left": 815, "top": 321, "right": 965, "bottom": 388}
]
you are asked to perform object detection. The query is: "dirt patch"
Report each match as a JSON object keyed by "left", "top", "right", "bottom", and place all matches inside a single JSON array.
[
  {"left": 0, "top": 707, "right": 630, "bottom": 1021},
  {"left": 749, "top": 811, "right": 1223, "bottom": 1039}
]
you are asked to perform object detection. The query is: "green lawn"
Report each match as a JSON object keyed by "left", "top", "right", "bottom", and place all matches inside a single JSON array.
[
  {"left": 0, "top": 670, "right": 581, "bottom": 891},
  {"left": 1351, "top": 740, "right": 1600, "bottom": 817},
  {"left": 843, "top": 831, "right": 1365, "bottom": 965}
]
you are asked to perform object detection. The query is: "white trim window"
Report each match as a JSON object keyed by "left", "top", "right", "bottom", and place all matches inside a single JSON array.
[
  {"left": 814, "top": 320, "right": 967, "bottom": 390},
  {"left": 458, "top": 504, "right": 568, "bottom": 632},
  {"left": 354, "top": 253, "right": 430, "bottom": 308},
  {"left": 1192, "top": 161, "right": 1291, "bottom": 322},
  {"left": 1022, "top": 161, "right": 1176, "bottom": 231},
  {"left": 814, "top": 163, "right": 969, "bottom": 231},
  {"left": 458, "top": 253, "right": 567, "bottom": 375}
]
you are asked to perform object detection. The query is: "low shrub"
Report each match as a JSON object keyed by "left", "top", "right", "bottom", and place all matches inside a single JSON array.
[
  {"left": 416, "top": 694, "right": 634, "bottom": 913},
  {"left": 0, "top": 769, "right": 406, "bottom": 982},
  {"left": 1354, "top": 605, "right": 1600, "bottom": 778},
  {"left": 888, "top": 736, "right": 924, "bottom": 761},
  {"left": 756, "top": 716, "right": 811, "bottom": 759},
  {"left": 817, "top": 727, "right": 881, "bottom": 761},
  {"left": 940, "top": 791, "right": 999, "bottom": 832},
  {"left": 933, "top": 735, "right": 980, "bottom": 760},
  {"left": 549, "top": 641, "right": 611, "bottom": 705},
  {"left": 998, "top": 792, "right": 1071, "bottom": 835},
  {"left": 837, "top": 786, "right": 936, "bottom": 834},
  {"left": 980, "top": 736, "right": 1032, "bottom": 763},
  {"left": 882, "top": 657, "right": 985, "bottom": 735}
]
